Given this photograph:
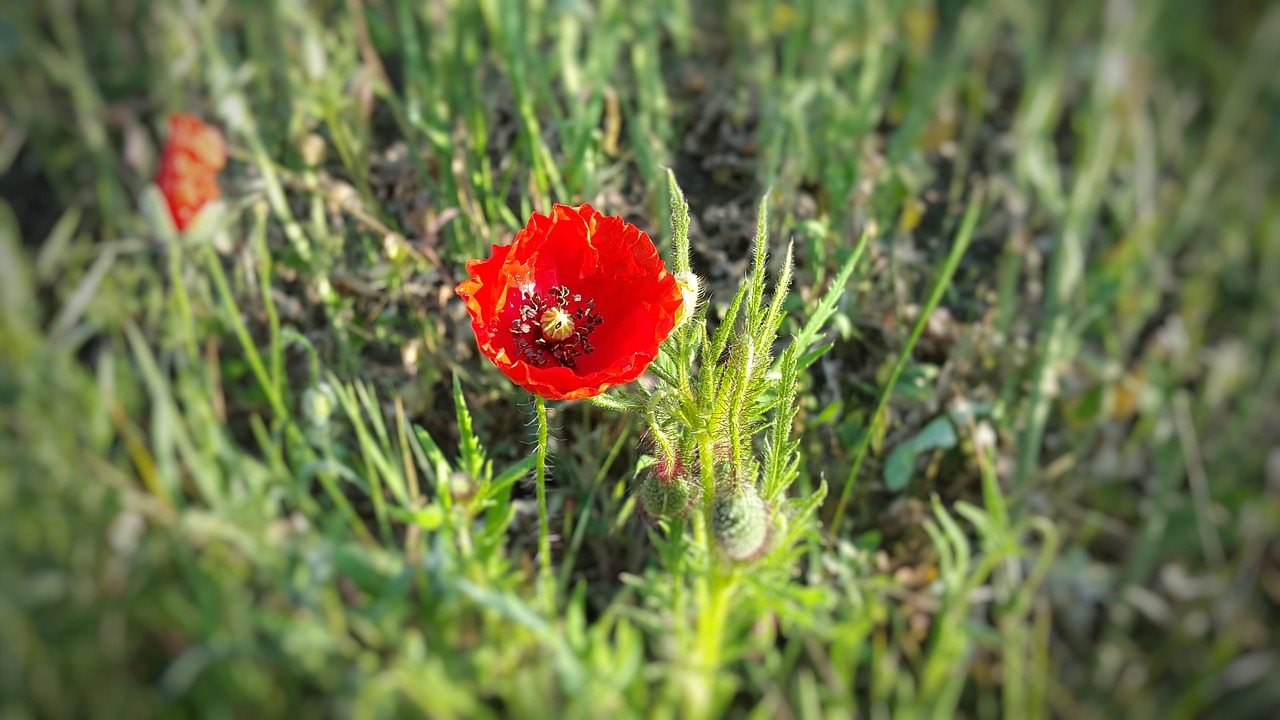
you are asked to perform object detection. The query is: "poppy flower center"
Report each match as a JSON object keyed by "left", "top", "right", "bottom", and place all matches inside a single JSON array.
[
  {"left": 510, "top": 284, "right": 603, "bottom": 369},
  {"left": 540, "top": 307, "right": 575, "bottom": 341}
]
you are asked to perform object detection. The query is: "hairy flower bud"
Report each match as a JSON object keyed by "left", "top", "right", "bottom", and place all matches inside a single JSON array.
[
  {"left": 711, "top": 483, "right": 769, "bottom": 562},
  {"left": 636, "top": 456, "right": 696, "bottom": 520}
]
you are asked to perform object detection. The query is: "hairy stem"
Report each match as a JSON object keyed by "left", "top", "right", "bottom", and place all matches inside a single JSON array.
[
  {"left": 534, "top": 396, "right": 552, "bottom": 601},
  {"left": 688, "top": 430, "right": 721, "bottom": 716}
]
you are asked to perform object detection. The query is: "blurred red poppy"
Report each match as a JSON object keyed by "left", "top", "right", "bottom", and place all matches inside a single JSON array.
[
  {"left": 457, "top": 203, "right": 683, "bottom": 400},
  {"left": 156, "top": 114, "right": 226, "bottom": 232}
]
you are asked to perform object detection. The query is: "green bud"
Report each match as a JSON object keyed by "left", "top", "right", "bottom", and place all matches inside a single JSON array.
[
  {"left": 711, "top": 483, "right": 769, "bottom": 562},
  {"left": 637, "top": 466, "right": 696, "bottom": 520},
  {"left": 448, "top": 471, "right": 477, "bottom": 501},
  {"left": 301, "top": 384, "right": 335, "bottom": 427}
]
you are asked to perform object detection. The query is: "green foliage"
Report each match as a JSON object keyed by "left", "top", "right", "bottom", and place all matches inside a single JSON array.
[
  {"left": 620, "top": 180, "right": 854, "bottom": 570},
  {"left": 884, "top": 415, "right": 957, "bottom": 492},
  {"left": 3, "top": 0, "right": 1279, "bottom": 717}
]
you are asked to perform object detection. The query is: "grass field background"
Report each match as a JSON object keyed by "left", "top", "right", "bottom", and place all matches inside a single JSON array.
[{"left": 2, "top": 0, "right": 1279, "bottom": 717}]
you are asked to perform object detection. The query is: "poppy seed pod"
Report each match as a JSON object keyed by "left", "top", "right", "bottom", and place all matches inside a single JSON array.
[{"left": 711, "top": 483, "right": 769, "bottom": 562}]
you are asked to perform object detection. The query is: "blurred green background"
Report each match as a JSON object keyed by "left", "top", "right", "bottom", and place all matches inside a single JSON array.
[{"left": 1, "top": 0, "right": 1278, "bottom": 717}]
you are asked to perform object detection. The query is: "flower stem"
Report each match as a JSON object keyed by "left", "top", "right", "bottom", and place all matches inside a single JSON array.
[
  {"left": 688, "top": 430, "right": 731, "bottom": 717},
  {"left": 534, "top": 396, "right": 552, "bottom": 600},
  {"left": 698, "top": 431, "right": 716, "bottom": 519}
]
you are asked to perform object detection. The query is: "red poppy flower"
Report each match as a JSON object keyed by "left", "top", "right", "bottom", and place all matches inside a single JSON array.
[
  {"left": 156, "top": 113, "right": 226, "bottom": 232},
  {"left": 456, "top": 203, "right": 683, "bottom": 400}
]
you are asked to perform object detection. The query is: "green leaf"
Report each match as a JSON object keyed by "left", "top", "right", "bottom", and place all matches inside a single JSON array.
[
  {"left": 589, "top": 392, "right": 645, "bottom": 413},
  {"left": 745, "top": 192, "right": 771, "bottom": 328},
  {"left": 413, "top": 424, "right": 454, "bottom": 488},
  {"left": 666, "top": 168, "right": 691, "bottom": 274},
  {"left": 34, "top": 205, "right": 81, "bottom": 282},
  {"left": 0, "top": 200, "right": 33, "bottom": 331},
  {"left": 883, "top": 415, "right": 958, "bottom": 492},
  {"left": 490, "top": 454, "right": 537, "bottom": 497},
  {"left": 891, "top": 363, "right": 940, "bottom": 403},
  {"left": 707, "top": 280, "right": 749, "bottom": 371},
  {"left": 790, "top": 227, "right": 870, "bottom": 361},
  {"left": 760, "top": 239, "right": 795, "bottom": 343},
  {"left": 796, "top": 339, "right": 836, "bottom": 372},
  {"left": 453, "top": 373, "right": 485, "bottom": 479},
  {"left": 387, "top": 503, "right": 445, "bottom": 530}
]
